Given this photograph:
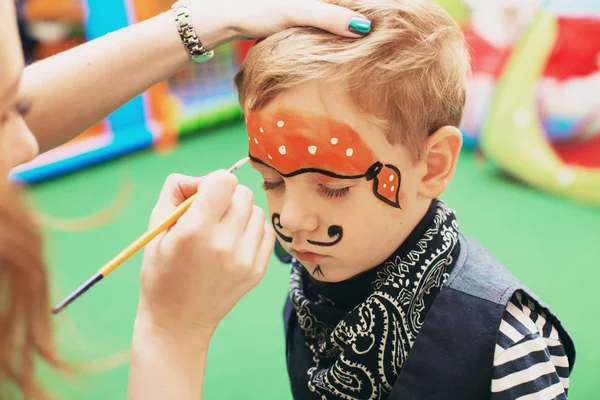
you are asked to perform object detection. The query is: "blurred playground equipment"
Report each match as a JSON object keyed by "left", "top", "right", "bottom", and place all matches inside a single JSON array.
[
  {"left": 10, "top": 0, "right": 254, "bottom": 184},
  {"left": 459, "top": 0, "right": 600, "bottom": 206}
]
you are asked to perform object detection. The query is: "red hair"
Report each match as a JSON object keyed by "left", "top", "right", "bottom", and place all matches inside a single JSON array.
[{"left": 0, "top": 179, "right": 64, "bottom": 399}]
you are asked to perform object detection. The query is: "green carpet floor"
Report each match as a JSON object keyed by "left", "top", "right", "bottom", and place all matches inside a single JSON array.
[{"left": 27, "top": 122, "right": 599, "bottom": 399}]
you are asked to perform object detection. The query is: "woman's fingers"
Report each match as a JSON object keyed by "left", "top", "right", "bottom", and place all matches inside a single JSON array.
[
  {"left": 219, "top": 184, "right": 255, "bottom": 232},
  {"left": 210, "top": 0, "right": 372, "bottom": 42},
  {"left": 141, "top": 167, "right": 275, "bottom": 333},
  {"left": 179, "top": 170, "right": 238, "bottom": 229},
  {"left": 234, "top": 205, "right": 266, "bottom": 267},
  {"left": 289, "top": 1, "right": 371, "bottom": 38},
  {"left": 148, "top": 173, "right": 203, "bottom": 229},
  {"left": 249, "top": 221, "right": 277, "bottom": 284}
]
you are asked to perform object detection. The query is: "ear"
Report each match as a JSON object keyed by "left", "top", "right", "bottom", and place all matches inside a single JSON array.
[{"left": 418, "top": 126, "right": 462, "bottom": 198}]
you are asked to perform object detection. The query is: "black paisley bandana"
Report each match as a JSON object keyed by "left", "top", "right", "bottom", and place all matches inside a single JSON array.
[{"left": 289, "top": 199, "right": 460, "bottom": 399}]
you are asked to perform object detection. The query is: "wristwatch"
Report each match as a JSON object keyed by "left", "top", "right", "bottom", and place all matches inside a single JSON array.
[{"left": 172, "top": 0, "right": 214, "bottom": 63}]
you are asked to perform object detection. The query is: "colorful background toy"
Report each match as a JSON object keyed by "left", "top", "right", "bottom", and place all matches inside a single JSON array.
[
  {"left": 10, "top": 0, "right": 249, "bottom": 184},
  {"left": 481, "top": 10, "right": 600, "bottom": 206},
  {"left": 458, "top": 0, "right": 600, "bottom": 205}
]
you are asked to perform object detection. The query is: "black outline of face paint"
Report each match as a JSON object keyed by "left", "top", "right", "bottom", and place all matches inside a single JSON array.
[
  {"left": 312, "top": 265, "right": 324, "bottom": 277},
  {"left": 365, "top": 162, "right": 402, "bottom": 209},
  {"left": 271, "top": 213, "right": 344, "bottom": 247},
  {"left": 307, "top": 225, "right": 343, "bottom": 247},
  {"left": 272, "top": 213, "right": 292, "bottom": 243},
  {"left": 250, "top": 156, "right": 402, "bottom": 209}
]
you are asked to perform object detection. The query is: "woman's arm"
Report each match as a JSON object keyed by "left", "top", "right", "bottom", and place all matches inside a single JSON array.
[
  {"left": 19, "top": 0, "right": 369, "bottom": 152},
  {"left": 20, "top": 11, "right": 211, "bottom": 152},
  {"left": 128, "top": 316, "right": 214, "bottom": 399}
]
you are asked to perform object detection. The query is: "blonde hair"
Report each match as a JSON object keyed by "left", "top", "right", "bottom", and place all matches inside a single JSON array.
[
  {"left": 0, "top": 179, "right": 64, "bottom": 399},
  {"left": 235, "top": 0, "right": 469, "bottom": 160}
]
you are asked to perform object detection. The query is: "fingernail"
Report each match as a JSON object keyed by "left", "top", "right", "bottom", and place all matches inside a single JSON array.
[{"left": 348, "top": 17, "right": 371, "bottom": 35}]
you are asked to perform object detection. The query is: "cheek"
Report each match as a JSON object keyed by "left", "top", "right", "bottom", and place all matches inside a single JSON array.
[
  {"left": 261, "top": 189, "right": 286, "bottom": 229},
  {"left": 2, "top": 116, "right": 38, "bottom": 167},
  {"left": 0, "top": 145, "right": 9, "bottom": 180},
  {"left": 339, "top": 187, "right": 408, "bottom": 236},
  {"left": 262, "top": 189, "right": 281, "bottom": 210},
  {"left": 394, "top": 165, "right": 421, "bottom": 208}
]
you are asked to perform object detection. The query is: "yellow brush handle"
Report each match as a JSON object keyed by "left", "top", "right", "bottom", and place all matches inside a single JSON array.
[
  {"left": 96, "top": 156, "right": 250, "bottom": 277},
  {"left": 51, "top": 157, "right": 250, "bottom": 315},
  {"left": 98, "top": 193, "right": 197, "bottom": 277}
]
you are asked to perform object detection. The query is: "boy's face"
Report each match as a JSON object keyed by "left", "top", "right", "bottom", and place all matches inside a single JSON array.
[{"left": 246, "top": 81, "right": 431, "bottom": 283}]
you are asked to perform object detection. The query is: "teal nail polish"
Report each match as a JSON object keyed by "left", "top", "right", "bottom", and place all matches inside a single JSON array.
[{"left": 348, "top": 17, "right": 371, "bottom": 35}]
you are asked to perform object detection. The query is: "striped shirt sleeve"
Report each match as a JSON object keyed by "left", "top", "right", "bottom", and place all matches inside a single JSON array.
[{"left": 491, "top": 291, "right": 570, "bottom": 399}]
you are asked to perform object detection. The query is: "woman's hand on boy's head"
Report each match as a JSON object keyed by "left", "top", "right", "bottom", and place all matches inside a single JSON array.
[{"left": 189, "top": 0, "right": 371, "bottom": 45}]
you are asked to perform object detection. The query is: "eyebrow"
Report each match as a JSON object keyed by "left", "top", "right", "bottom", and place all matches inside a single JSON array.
[{"left": 249, "top": 159, "right": 278, "bottom": 173}]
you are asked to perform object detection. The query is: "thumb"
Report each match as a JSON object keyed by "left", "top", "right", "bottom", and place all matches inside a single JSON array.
[
  {"left": 148, "top": 173, "right": 204, "bottom": 229},
  {"left": 291, "top": 1, "right": 372, "bottom": 38}
]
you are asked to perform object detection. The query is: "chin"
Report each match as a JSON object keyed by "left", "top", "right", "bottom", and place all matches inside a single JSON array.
[{"left": 299, "top": 262, "right": 352, "bottom": 283}]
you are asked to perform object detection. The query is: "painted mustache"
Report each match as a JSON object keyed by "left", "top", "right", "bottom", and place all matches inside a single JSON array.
[{"left": 272, "top": 213, "right": 343, "bottom": 247}]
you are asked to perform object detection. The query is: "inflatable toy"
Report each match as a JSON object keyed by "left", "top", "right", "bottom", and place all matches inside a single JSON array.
[
  {"left": 480, "top": 5, "right": 600, "bottom": 206},
  {"left": 460, "top": 0, "right": 600, "bottom": 157}
]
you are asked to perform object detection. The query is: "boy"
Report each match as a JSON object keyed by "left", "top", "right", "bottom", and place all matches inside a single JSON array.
[{"left": 234, "top": 0, "right": 575, "bottom": 398}]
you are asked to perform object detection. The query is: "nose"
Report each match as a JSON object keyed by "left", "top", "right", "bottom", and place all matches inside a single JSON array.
[
  {"left": 278, "top": 191, "right": 318, "bottom": 235},
  {"left": 11, "top": 117, "right": 39, "bottom": 167}
]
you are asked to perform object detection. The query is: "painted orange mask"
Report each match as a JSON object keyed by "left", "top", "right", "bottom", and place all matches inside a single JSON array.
[{"left": 246, "top": 109, "right": 402, "bottom": 208}]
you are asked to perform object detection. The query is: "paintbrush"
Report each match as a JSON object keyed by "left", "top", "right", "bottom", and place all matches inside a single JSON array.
[{"left": 52, "top": 157, "right": 250, "bottom": 314}]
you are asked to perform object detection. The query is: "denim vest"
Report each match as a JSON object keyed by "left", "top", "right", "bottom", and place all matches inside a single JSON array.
[{"left": 283, "top": 234, "right": 576, "bottom": 399}]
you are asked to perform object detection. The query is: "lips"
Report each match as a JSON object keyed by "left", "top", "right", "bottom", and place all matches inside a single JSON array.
[{"left": 290, "top": 249, "right": 327, "bottom": 263}]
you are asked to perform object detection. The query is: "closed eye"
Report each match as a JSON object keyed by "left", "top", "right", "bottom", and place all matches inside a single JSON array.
[
  {"left": 317, "top": 184, "right": 350, "bottom": 199},
  {"left": 261, "top": 180, "right": 284, "bottom": 191}
]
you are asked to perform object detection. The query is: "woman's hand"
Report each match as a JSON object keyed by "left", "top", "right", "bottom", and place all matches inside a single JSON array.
[
  {"left": 189, "top": 0, "right": 371, "bottom": 49},
  {"left": 129, "top": 170, "right": 275, "bottom": 399},
  {"left": 136, "top": 170, "right": 276, "bottom": 335}
]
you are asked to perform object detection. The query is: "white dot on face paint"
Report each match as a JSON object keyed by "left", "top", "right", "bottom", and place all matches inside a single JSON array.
[
  {"left": 308, "top": 145, "right": 317, "bottom": 155},
  {"left": 383, "top": 184, "right": 387, "bottom": 188},
  {"left": 277, "top": 121, "right": 284, "bottom": 128},
  {"left": 279, "top": 145, "right": 286, "bottom": 155},
  {"left": 254, "top": 137, "right": 258, "bottom": 144},
  {"left": 268, "top": 154, "right": 273, "bottom": 159},
  {"left": 389, "top": 174, "right": 394, "bottom": 182},
  {"left": 346, "top": 148, "right": 353, "bottom": 156},
  {"left": 260, "top": 127, "right": 264, "bottom": 133},
  {"left": 331, "top": 138, "right": 338, "bottom": 145},
  {"left": 391, "top": 185, "right": 395, "bottom": 192}
]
